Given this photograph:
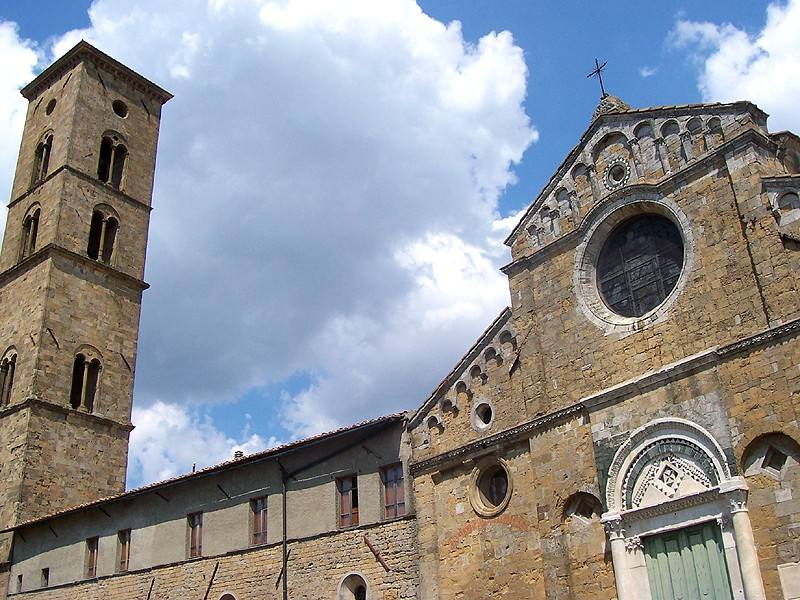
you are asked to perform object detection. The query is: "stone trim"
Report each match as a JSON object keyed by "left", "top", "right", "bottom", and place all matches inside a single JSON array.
[
  {"left": 20, "top": 40, "right": 172, "bottom": 104},
  {"left": 410, "top": 317, "right": 800, "bottom": 475},
  {"left": 0, "top": 397, "right": 133, "bottom": 432},
  {"left": 502, "top": 127, "right": 776, "bottom": 274},
  {"left": 8, "top": 165, "right": 154, "bottom": 213},
  {"left": 0, "top": 244, "right": 149, "bottom": 293}
]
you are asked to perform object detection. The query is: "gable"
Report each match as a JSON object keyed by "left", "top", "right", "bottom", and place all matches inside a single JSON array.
[{"left": 504, "top": 100, "right": 769, "bottom": 264}]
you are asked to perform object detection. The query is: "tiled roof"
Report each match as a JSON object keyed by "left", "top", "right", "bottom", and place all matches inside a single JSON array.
[{"left": 6, "top": 411, "right": 406, "bottom": 532}]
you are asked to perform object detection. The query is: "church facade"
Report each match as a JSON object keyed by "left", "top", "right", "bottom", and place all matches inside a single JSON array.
[{"left": 1, "top": 42, "right": 800, "bottom": 600}]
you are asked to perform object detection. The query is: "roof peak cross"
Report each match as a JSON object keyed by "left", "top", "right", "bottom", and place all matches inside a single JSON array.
[{"left": 587, "top": 58, "right": 609, "bottom": 99}]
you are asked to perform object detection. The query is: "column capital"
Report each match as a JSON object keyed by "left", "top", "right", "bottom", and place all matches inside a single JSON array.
[{"left": 601, "top": 514, "right": 625, "bottom": 540}]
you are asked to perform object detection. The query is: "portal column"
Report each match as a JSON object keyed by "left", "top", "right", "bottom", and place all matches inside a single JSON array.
[
  {"left": 604, "top": 516, "right": 634, "bottom": 600},
  {"left": 728, "top": 489, "right": 767, "bottom": 600}
]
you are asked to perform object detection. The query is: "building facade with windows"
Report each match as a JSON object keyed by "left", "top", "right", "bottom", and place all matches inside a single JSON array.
[{"left": 2, "top": 43, "right": 800, "bottom": 600}]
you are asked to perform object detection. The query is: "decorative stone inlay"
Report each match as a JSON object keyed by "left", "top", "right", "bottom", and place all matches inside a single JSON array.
[
  {"left": 603, "top": 160, "right": 631, "bottom": 190},
  {"left": 605, "top": 418, "right": 730, "bottom": 513}
]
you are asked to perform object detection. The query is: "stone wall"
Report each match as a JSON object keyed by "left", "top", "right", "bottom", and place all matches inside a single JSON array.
[{"left": 6, "top": 517, "right": 418, "bottom": 600}]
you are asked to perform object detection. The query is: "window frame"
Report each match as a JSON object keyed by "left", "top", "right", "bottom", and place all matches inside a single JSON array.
[
  {"left": 381, "top": 463, "right": 406, "bottom": 520},
  {"left": 336, "top": 474, "right": 359, "bottom": 529},
  {"left": 251, "top": 496, "right": 268, "bottom": 546},
  {"left": 117, "top": 528, "right": 131, "bottom": 573},
  {"left": 85, "top": 536, "right": 99, "bottom": 579},
  {"left": 188, "top": 512, "right": 203, "bottom": 558}
]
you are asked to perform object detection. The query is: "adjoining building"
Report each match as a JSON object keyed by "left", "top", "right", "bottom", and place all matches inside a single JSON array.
[{"left": 2, "top": 41, "right": 800, "bottom": 600}]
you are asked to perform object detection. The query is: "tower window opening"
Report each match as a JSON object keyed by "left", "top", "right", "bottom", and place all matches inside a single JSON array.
[
  {"left": 31, "top": 134, "right": 53, "bottom": 187},
  {"left": 87, "top": 210, "right": 119, "bottom": 263},
  {"left": 97, "top": 135, "right": 127, "bottom": 190},
  {"left": 70, "top": 353, "right": 101, "bottom": 412},
  {"left": 20, "top": 207, "right": 41, "bottom": 261},
  {"left": 0, "top": 352, "right": 17, "bottom": 407}
]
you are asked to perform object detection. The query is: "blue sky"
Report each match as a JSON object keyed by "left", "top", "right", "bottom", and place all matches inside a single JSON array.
[{"left": 0, "top": 0, "right": 796, "bottom": 487}]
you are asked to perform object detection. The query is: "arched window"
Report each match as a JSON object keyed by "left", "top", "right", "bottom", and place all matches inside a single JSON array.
[
  {"left": 31, "top": 133, "right": 53, "bottom": 187},
  {"left": 338, "top": 574, "right": 368, "bottom": 600},
  {"left": 97, "top": 134, "right": 127, "bottom": 190},
  {"left": 19, "top": 206, "right": 41, "bottom": 261},
  {"left": 69, "top": 352, "right": 101, "bottom": 412},
  {"left": 0, "top": 350, "right": 17, "bottom": 407},
  {"left": 87, "top": 208, "right": 120, "bottom": 264}
]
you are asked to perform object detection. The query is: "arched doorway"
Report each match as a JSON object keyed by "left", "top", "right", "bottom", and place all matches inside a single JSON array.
[
  {"left": 338, "top": 573, "right": 368, "bottom": 600},
  {"left": 602, "top": 418, "right": 766, "bottom": 600}
]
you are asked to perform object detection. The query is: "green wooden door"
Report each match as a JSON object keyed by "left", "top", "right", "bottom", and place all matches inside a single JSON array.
[{"left": 644, "top": 522, "right": 733, "bottom": 600}]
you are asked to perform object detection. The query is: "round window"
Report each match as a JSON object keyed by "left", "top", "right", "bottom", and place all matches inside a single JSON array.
[
  {"left": 597, "top": 214, "right": 684, "bottom": 317},
  {"left": 604, "top": 160, "right": 630, "bottom": 190},
  {"left": 112, "top": 100, "right": 129, "bottom": 118},
  {"left": 475, "top": 403, "right": 492, "bottom": 426},
  {"left": 469, "top": 458, "right": 513, "bottom": 517}
]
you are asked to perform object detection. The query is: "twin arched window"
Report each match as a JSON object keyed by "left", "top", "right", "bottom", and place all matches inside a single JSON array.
[
  {"left": 97, "top": 135, "right": 127, "bottom": 190},
  {"left": 87, "top": 209, "right": 119, "bottom": 263},
  {"left": 19, "top": 206, "right": 41, "bottom": 261},
  {"left": 31, "top": 134, "right": 53, "bottom": 187},
  {"left": 70, "top": 353, "right": 101, "bottom": 413},
  {"left": 0, "top": 351, "right": 17, "bottom": 407}
]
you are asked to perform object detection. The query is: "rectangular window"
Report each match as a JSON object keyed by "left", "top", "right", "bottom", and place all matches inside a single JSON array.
[
  {"left": 337, "top": 475, "right": 359, "bottom": 528},
  {"left": 41, "top": 568, "right": 49, "bottom": 588},
  {"left": 118, "top": 529, "right": 131, "bottom": 572},
  {"left": 382, "top": 463, "right": 406, "bottom": 519},
  {"left": 188, "top": 512, "right": 203, "bottom": 558},
  {"left": 17, "top": 574, "right": 22, "bottom": 593},
  {"left": 86, "top": 537, "right": 98, "bottom": 578},
  {"left": 251, "top": 497, "right": 268, "bottom": 545}
]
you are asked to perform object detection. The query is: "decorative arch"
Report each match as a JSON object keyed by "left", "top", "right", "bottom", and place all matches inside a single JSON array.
[
  {"left": 31, "top": 130, "right": 54, "bottom": 187},
  {"left": 590, "top": 131, "right": 631, "bottom": 162},
  {"left": 0, "top": 346, "right": 18, "bottom": 407},
  {"left": 338, "top": 572, "right": 369, "bottom": 600},
  {"left": 633, "top": 120, "right": 654, "bottom": 140},
  {"left": 19, "top": 202, "right": 42, "bottom": 261},
  {"left": 69, "top": 345, "right": 103, "bottom": 413},
  {"left": 87, "top": 204, "right": 121, "bottom": 263},
  {"left": 605, "top": 418, "right": 731, "bottom": 513},
  {"left": 601, "top": 418, "right": 766, "bottom": 600},
  {"left": 97, "top": 131, "right": 128, "bottom": 190}
]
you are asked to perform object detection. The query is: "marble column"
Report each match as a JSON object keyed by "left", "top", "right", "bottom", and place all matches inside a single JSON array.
[
  {"left": 729, "top": 490, "right": 767, "bottom": 600},
  {"left": 604, "top": 516, "right": 634, "bottom": 600}
]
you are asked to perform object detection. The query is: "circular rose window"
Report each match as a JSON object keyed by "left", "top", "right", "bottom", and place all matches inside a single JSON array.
[{"left": 597, "top": 214, "right": 684, "bottom": 317}]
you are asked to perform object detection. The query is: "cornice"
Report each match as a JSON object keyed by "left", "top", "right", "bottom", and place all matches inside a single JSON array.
[
  {"left": 20, "top": 40, "right": 172, "bottom": 104},
  {"left": 0, "top": 397, "right": 133, "bottom": 433},
  {"left": 0, "top": 244, "right": 149, "bottom": 292},
  {"left": 8, "top": 165, "right": 153, "bottom": 213},
  {"left": 409, "top": 317, "right": 800, "bottom": 476}
]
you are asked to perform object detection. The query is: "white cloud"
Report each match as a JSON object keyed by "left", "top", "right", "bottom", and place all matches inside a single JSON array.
[
  {"left": 672, "top": 0, "right": 800, "bottom": 131},
  {"left": 128, "top": 401, "right": 278, "bottom": 486},
  {"left": 0, "top": 21, "right": 40, "bottom": 235},
  {"left": 0, "top": 0, "right": 535, "bottom": 481},
  {"left": 639, "top": 66, "right": 657, "bottom": 78}
]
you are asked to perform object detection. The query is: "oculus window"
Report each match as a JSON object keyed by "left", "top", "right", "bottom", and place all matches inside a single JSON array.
[{"left": 596, "top": 214, "right": 683, "bottom": 317}]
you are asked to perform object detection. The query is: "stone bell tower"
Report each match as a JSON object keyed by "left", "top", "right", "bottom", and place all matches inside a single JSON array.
[{"left": 0, "top": 41, "right": 171, "bottom": 563}]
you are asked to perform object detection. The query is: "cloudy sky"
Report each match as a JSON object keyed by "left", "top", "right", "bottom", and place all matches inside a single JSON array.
[{"left": 1, "top": 0, "right": 798, "bottom": 488}]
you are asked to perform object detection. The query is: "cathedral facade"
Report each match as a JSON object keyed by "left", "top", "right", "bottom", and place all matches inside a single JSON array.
[{"left": 1, "top": 42, "right": 800, "bottom": 600}]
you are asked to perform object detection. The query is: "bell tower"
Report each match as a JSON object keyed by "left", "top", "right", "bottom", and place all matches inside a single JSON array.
[{"left": 0, "top": 41, "right": 171, "bottom": 561}]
